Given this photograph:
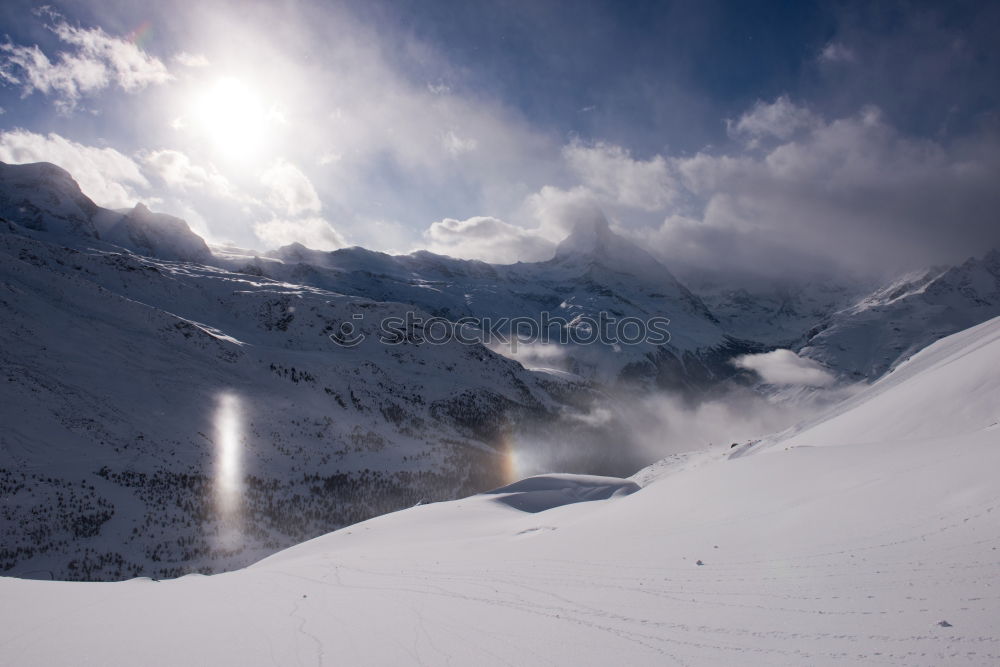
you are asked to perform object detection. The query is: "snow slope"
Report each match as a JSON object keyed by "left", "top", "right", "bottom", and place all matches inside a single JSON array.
[
  {"left": 764, "top": 315, "right": 1000, "bottom": 448},
  {"left": 3, "top": 317, "right": 997, "bottom": 665}
]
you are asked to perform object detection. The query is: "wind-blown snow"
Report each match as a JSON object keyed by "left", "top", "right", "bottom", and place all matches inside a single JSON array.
[{"left": 3, "top": 316, "right": 998, "bottom": 665}]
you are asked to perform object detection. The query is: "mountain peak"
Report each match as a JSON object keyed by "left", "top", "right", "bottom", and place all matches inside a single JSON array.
[
  {"left": 553, "top": 214, "right": 615, "bottom": 259},
  {"left": 551, "top": 214, "right": 668, "bottom": 281},
  {"left": 0, "top": 160, "right": 99, "bottom": 235}
]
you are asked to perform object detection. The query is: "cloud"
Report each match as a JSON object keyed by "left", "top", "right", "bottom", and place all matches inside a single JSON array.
[
  {"left": 418, "top": 187, "right": 615, "bottom": 264},
  {"left": 260, "top": 159, "right": 322, "bottom": 216},
  {"left": 727, "top": 95, "right": 820, "bottom": 145},
  {"left": 0, "top": 4, "right": 992, "bottom": 278},
  {"left": 526, "top": 185, "right": 608, "bottom": 236},
  {"left": 173, "top": 52, "right": 210, "bottom": 68},
  {"left": 253, "top": 217, "right": 347, "bottom": 251},
  {"left": 642, "top": 99, "right": 1000, "bottom": 282},
  {"left": 317, "top": 152, "right": 342, "bottom": 166},
  {"left": 563, "top": 141, "right": 677, "bottom": 211},
  {"left": 734, "top": 349, "right": 836, "bottom": 387},
  {"left": 819, "top": 42, "right": 857, "bottom": 64},
  {"left": 442, "top": 130, "right": 477, "bottom": 156},
  {"left": 140, "top": 149, "right": 234, "bottom": 196},
  {"left": 0, "top": 129, "right": 148, "bottom": 208},
  {"left": 423, "top": 216, "right": 555, "bottom": 264},
  {"left": 0, "top": 14, "right": 172, "bottom": 112},
  {"left": 491, "top": 341, "right": 569, "bottom": 367}
]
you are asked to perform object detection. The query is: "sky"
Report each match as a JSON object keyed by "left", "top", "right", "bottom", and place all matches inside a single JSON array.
[{"left": 0, "top": 0, "right": 998, "bottom": 284}]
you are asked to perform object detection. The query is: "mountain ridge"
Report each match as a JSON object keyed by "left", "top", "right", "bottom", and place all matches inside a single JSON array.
[{"left": 6, "top": 158, "right": 1000, "bottom": 387}]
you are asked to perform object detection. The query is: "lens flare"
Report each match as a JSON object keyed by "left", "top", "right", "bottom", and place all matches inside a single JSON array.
[
  {"left": 213, "top": 392, "right": 243, "bottom": 548},
  {"left": 498, "top": 433, "right": 524, "bottom": 484}
]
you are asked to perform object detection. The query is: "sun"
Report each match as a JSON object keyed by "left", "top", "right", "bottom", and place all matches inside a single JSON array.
[{"left": 190, "top": 77, "right": 270, "bottom": 159}]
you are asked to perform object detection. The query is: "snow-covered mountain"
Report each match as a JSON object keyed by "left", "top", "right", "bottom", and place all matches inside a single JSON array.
[
  {"left": 1, "top": 162, "right": 644, "bottom": 580},
  {"left": 696, "top": 250, "right": 1000, "bottom": 384},
  {"left": 3, "top": 314, "right": 997, "bottom": 665},
  {"left": 696, "top": 278, "right": 865, "bottom": 347},
  {"left": 798, "top": 251, "right": 1000, "bottom": 379},
  {"left": 3, "top": 158, "right": 999, "bottom": 585},
  {"left": 0, "top": 161, "right": 211, "bottom": 262},
  {"left": 247, "top": 215, "right": 762, "bottom": 390}
]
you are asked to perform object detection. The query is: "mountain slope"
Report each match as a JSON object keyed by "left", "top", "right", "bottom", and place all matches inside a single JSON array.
[
  {"left": 798, "top": 251, "right": 1000, "bottom": 379},
  {"left": 696, "top": 278, "right": 864, "bottom": 346},
  {"left": 255, "top": 216, "right": 752, "bottom": 390},
  {"left": 754, "top": 312, "right": 1000, "bottom": 448},
  {"left": 3, "top": 318, "right": 997, "bottom": 665},
  {"left": 0, "top": 161, "right": 210, "bottom": 262},
  {"left": 0, "top": 208, "right": 614, "bottom": 580}
]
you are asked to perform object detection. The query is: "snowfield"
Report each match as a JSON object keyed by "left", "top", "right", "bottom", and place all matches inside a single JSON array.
[{"left": 2, "top": 318, "right": 998, "bottom": 665}]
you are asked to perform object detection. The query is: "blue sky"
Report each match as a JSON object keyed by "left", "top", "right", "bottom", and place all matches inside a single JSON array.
[{"left": 1, "top": 0, "right": 998, "bottom": 282}]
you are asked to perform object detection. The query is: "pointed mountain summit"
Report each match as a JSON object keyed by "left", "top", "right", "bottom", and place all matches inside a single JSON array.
[
  {"left": 550, "top": 213, "right": 691, "bottom": 286},
  {"left": 553, "top": 213, "right": 617, "bottom": 259},
  {"left": 549, "top": 213, "right": 719, "bottom": 326}
]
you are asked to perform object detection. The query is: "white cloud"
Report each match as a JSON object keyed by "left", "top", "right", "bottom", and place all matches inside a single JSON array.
[
  {"left": 0, "top": 129, "right": 148, "bottom": 208},
  {"left": 727, "top": 95, "right": 819, "bottom": 146},
  {"left": 317, "top": 151, "right": 342, "bottom": 166},
  {"left": 260, "top": 159, "right": 322, "bottom": 216},
  {"left": 423, "top": 216, "right": 555, "bottom": 264},
  {"left": 254, "top": 217, "right": 347, "bottom": 251},
  {"left": 526, "top": 185, "right": 607, "bottom": 236},
  {"left": 140, "top": 149, "right": 234, "bottom": 196},
  {"left": 819, "top": 42, "right": 858, "bottom": 64},
  {"left": 50, "top": 21, "right": 172, "bottom": 91},
  {"left": 642, "top": 100, "right": 1000, "bottom": 282},
  {"left": 442, "top": 130, "right": 477, "bottom": 156},
  {"left": 0, "top": 16, "right": 172, "bottom": 112},
  {"left": 173, "top": 52, "right": 210, "bottom": 68},
  {"left": 488, "top": 341, "right": 569, "bottom": 371},
  {"left": 734, "top": 349, "right": 836, "bottom": 387},
  {"left": 417, "top": 187, "right": 613, "bottom": 264},
  {"left": 563, "top": 141, "right": 676, "bottom": 211}
]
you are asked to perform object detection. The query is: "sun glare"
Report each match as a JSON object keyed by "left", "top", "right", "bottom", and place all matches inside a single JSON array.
[
  {"left": 192, "top": 77, "right": 269, "bottom": 159},
  {"left": 213, "top": 391, "right": 243, "bottom": 548}
]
